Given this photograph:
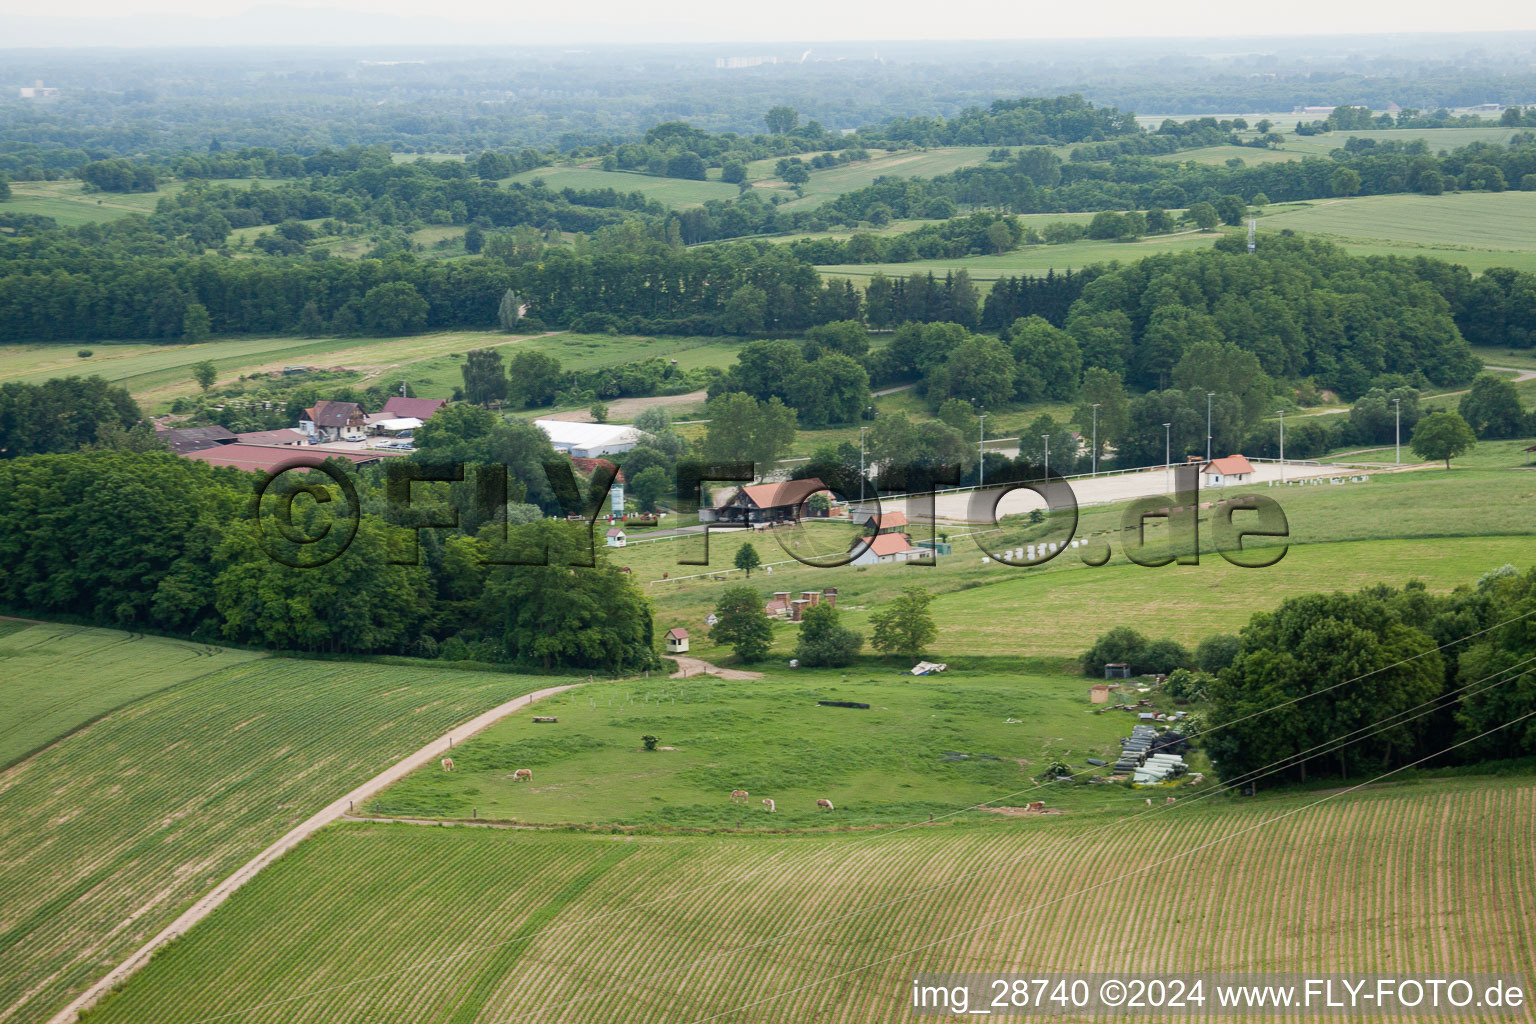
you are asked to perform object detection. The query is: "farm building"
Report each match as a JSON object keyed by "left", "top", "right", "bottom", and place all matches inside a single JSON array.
[
  {"left": 1104, "top": 663, "right": 1132, "bottom": 679},
  {"left": 534, "top": 420, "right": 641, "bottom": 458},
  {"left": 848, "top": 532, "right": 923, "bottom": 565},
  {"left": 300, "top": 401, "right": 367, "bottom": 442},
  {"left": 154, "top": 424, "right": 237, "bottom": 455},
  {"left": 231, "top": 428, "right": 309, "bottom": 447},
  {"left": 379, "top": 396, "right": 445, "bottom": 421},
  {"left": 1201, "top": 454, "right": 1255, "bottom": 486},
  {"left": 606, "top": 527, "right": 627, "bottom": 548},
  {"left": 861, "top": 511, "right": 908, "bottom": 534},
  {"left": 181, "top": 443, "right": 390, "bottom": 471},
  {"left": 1090, "top": 684, "right": 1111, "bottom": 704},
  {"left": 701, "top": 478, "right": 828, "bottom": 525},
  {"left": 665, "top": 628, "right": 689, "bottom": 654}
]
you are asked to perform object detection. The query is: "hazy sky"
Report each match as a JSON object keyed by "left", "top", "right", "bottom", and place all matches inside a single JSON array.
[{"left": 4, "top": 0, "right": 1536, "bottom": 44}]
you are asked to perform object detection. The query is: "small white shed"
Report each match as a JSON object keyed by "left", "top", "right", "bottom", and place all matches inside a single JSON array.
[
  {"left": 666, "top": 627, "right": 690, "bottom": 654},
  {"left": 606, "top": 527, "right": 627, "bottom": 548}
]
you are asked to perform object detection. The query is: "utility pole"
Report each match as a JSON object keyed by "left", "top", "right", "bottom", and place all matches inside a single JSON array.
[
  {"left": 1091, "top": 403, "right": 1100, "bottom": 477},
  {"left": 399, "top": 379, "right": 407, "bottom": 397},
  {"left": 1206, "top": 392, "right": 1214, "bottom": 463},
  {"left": 978, "top": 410, "right": 986, "bottom": 488},
  {"left": 1042, "top": 434, "right": 1050, "bottom": 480},
  {"left": 859, "top": 426, "right": 868, "bottom": 504},
  {"left": 1279, "top": 409, "right": 1286, "bottom": 484},
  {"left": 1393, "top": 398, "right": 1401, "bottom": 465},
  {"left": 1163, "top": 422, "right": 1172, "bottom": 493}
]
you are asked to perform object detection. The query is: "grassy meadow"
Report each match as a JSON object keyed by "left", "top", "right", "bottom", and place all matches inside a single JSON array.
[
  {"left": 368, "top": 671, "right": 1153, "bottom": 828},
  {"left": 1, "top": 178, "right": 253, "bottom": 227},
  {"left": 0, "top": 623, "right": 263, "bottom": 767},
  {"left": 0, "top": 330, "right": 745, "bottom": 411},
  {"left": 84, "top": 778, "right": 1536, "bottom": 1024},
  {"left": 0, "top": 652, "right": 559, "bottom": 1024}
]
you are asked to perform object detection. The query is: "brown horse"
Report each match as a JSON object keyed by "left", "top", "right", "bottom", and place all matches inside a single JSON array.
[
  {"left": 440, "top": 757, "right": 454, "bottom": 772},
  {"left": 513, "top": 768, "right": 533, "bottom": 782},
  {"left": 762, "top": 798, "right": 775, "bottom": 813},
  {"left": 730, "top": 789, "right": 749, "bottom": 803},
  {"left": 816, "top": 798, "right": 834, "bottom": 811}
]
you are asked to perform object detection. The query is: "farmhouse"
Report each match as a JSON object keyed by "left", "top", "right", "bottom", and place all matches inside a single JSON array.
[
  {"left": 701, "top": 478, "right": 828, "bottom": 525},
  {"left": 155, "top": 424, "right": 237, "bottom": 455},
  {"left": 1202, "top": 454, "right": 1255, "bottom": 486},
  {"left": 848, "top": 531, "right": 923, "bottom": 565},
  {"left": 534, "top": 419, "right": 641, "bottom": 458},
  {"left": 300, "top": 401, "right": 367, "bottom": 442}
]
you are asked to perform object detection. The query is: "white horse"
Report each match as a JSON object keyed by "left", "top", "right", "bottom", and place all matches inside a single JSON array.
[
  {"left": 440, "top": 757, "right": 454, "bottom": 772},
  {"left": 762, "top": 798, "right": 775, "bottom": 813},
  {"left": 817, "top": 798, "right": 834, "bottom": 811},
  {"left": 513, "top": 768, "right": 533, "bottom": 782},
  {"left": 730, "top": 789, "right": 749, "bottom": 804}
]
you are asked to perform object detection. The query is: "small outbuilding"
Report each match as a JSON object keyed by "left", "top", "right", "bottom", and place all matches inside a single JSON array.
[
  {"left": 1104, "top": 663, "right": 1132, "bottom": 679},
  {"left": 1201, "top": 454, "right": 1255, "bottom": 486},
  {"left": 606, "top": 527, "right": 627, "bottom": 548},
  {"left": 665, "top": 627, "right": 690, "bottom": 654}
]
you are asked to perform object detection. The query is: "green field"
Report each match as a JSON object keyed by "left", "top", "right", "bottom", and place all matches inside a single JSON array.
[
  {"left": 627, "top": 461, "right": 1536, "bottom": 662},
  {"left": 0, "top": 330, "right": 746, "bottom": 411},
  {"left": 1152, "top": 144, "right": 1304, "bottom": 165},
  {"left": 1279, "top": 125, "right": 1525, "bottom": 157},
  {"left": 505, "top": 165, "right": 741, "bottom": 207},
  {"left": 369, "top": 671, "right": 1148, "bottom": 828},
  {"left": 85, "top": 778, "right": 1536, "bottom": 1024},
  {"left": 1, "top": 178, "right": 254, "bottom": 228},
  {"left": 765, "top": 147, "right": 997, "bottom": 210},
  {"left": 0, "top": 623, "right": 263, "bottom": 767},
  {"left": 0, "top": 651, "right": 559, "bottom": 1024},
  {"left": 818, "top": 189, "right": 1536, "bottom": 283}
]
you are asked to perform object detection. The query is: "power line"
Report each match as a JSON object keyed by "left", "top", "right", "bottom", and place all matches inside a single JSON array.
[{"left": 180, "top": 609, "right": 1536, "bottom": 1024}]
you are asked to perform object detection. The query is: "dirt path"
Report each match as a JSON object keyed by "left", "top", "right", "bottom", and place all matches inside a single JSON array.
[
  {"left": 670, "top": 656, "right": 762, "bottom": 681},
  {"left": 46, "top": 681, "right": 583, "bottom": 1024}
]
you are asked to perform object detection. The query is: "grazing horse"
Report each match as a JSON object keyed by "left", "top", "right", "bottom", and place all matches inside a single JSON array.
[
  {"left": 513, "top": 768, "right": 533, "bottom": 782},
  {"left": 730, "top": 789, "right": 749, "bottom": 804},
  {"left": 817, "top": 798, "right": 834, "bottom": 811},
  {"left": 762, "top": 798, "right": 775, "bottom": 813},
  {"left": 1166, "top": 796, "right": 1177, "bottom": 804},
  {"left": 440, "top": 757, "right": 454, "bottom": 772}
]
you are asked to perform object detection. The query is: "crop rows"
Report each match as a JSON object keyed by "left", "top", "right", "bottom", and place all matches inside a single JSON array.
[
  {"left": 0, "top": 658, "right": 552, "bottom": 1024},
  {"left": 86, "top": 779, "right": 1536, "bottom": 1023}
]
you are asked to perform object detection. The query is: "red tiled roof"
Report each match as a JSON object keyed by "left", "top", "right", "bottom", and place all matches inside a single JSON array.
[
  {"left": 850, "top": 532, "right": 917, "bottom": 557},
  {"left": 1204, "top": 455, "right": 1255, "bottom": 476},
  {"left": 380, "top": 397, "right": 445, "bottom": 420},
  {"left": 867, "top": 510, "right": 908, "bottom": 529},
  {"left": 725, "top": 477, "right": 827, "bottom": 510},
  {"left": 666, "top": 628, "right": 689, "bottom": 640}
]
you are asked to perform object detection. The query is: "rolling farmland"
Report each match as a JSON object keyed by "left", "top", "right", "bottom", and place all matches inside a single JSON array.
[
  {"left": 85, "top": 779, "right": 1536, "bottom": 1023},
  {"left": 0, "top": 330, "right": 744, "bottom": 410},
  {"left": 0, "top": 653, "right": 559, "bottom": 1024},
  {"left": 0, "top": 623, "right": 263, "bottom": 767}
]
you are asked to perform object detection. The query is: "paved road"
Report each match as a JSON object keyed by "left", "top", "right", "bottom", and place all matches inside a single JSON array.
[{"left": 47, "top": 681, "right": 584, "bottom": 1024}]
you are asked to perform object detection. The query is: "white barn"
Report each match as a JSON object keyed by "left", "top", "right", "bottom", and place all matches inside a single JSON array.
[{"left": 534, "top": 420, "right": 642, "bottom": 458}]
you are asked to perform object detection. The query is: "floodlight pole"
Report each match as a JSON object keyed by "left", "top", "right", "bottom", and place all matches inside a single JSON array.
[
  {"left": 1163, "top": 422, "right": 1172, "bottom": 493},
  {"left": 1278, "top": 409, "right": 1286, "bottom": 483},
  {"left": 1042, "top": 434, "right": 1050, "bottom": 480},
  {"left": 859, "top": 426, "right": 868, "bottom": 503},
  {"left": 1394, "top": 398, "right": 1401, "bottom": 465},
  {"left": 1206, "top": 391, "right": 1214, "bottom": 463},
  {"left": 978, "top": 410, "right": 986, "bottom": 488},
  {"left": 1091, "top": 403, "right": 1100, "bottom": 477}
]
